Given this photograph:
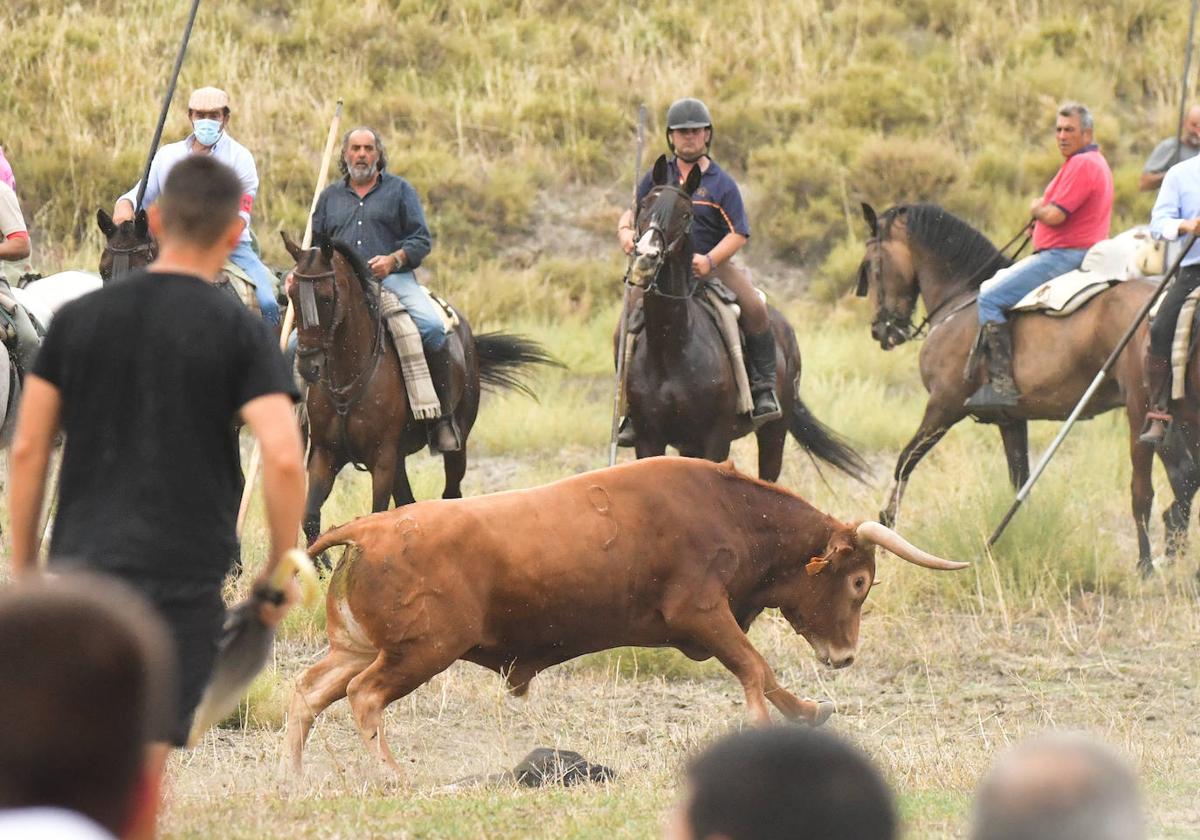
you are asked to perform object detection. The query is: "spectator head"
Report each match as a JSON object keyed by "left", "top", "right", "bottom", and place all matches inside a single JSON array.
[
  {"left": 971, "top": 731, "right": 1145, "bottom": 840},
  {"left": 1184, "top": 105, "right": 1200, "bottom": 147},
  {"left": 151, "top": 155, "right": 244, "bottom": 251},
  {"left": 666, "top": 726, "right": 896, "bottom": 840},
  {"left": 0, "top": 574, "right": 176, "bottom": 837}
]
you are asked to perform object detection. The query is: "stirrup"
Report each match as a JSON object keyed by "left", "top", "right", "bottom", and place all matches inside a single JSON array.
[
  {"left": 616, "top": 416, "right": 636, "bottom": 447},
  {"left": 750, "top": 389, "right": 783, "bottom": 423}
]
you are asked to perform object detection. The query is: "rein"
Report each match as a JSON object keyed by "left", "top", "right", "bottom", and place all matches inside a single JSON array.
[
  {"left": 631, "top": 186, "right": 700, "bottom": 300},
  {"left": 104, "top": 241, "right": 158, "bottom": 282}
]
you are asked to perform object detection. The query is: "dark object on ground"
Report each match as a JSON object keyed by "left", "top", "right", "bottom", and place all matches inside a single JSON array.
[{"left": 511, "top": 748, "right": 615, "bottom": 787}]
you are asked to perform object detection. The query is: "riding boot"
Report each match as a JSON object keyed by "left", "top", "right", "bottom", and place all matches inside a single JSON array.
[
  {"left": 744, "top": 329, "right": 783, "bottom": 422},
  {"left": 616, "top": 416, "right": 636, "bottom": 447},
  {"left": 1139, "top": 353, "right": 1173, "bottom": 447},
  {"left": 964, "top": 321, "right": 1020, "bottom": 411},
  {"left": 425, "top": 343, "right": 462, "bottom": 453}
]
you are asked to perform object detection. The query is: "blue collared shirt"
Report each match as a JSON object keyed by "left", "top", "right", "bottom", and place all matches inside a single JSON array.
[
  {"left": 636, "top": 157, "right": 750, "bottom": 256},
  {"left": 311, "top": 172, "right": 432, "bottom": 268},
  {"left": 1150, "top": 153, "right": 1200, "bottom": 266}
]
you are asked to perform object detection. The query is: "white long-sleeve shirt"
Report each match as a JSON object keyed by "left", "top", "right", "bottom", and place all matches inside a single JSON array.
[{"left": 119, "top": 133, "right": 258, "bottom": 243}]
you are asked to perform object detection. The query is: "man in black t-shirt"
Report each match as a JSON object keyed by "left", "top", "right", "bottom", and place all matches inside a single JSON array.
[{"left": 8, "top": 155, "right": 306, "bottom": 748}]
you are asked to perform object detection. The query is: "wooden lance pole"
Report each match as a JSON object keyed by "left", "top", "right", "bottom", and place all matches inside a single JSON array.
[
  {"left": 608, "top": 104, "right": 648, "bottom": 466},
  {"left": 235, "top": 99, "right": 342, "bottom": 539}
]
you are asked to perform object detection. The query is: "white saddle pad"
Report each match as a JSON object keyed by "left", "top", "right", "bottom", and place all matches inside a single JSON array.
[
  {"left": 993, "top": 227, "right": 1146, "bottom": 317},
  {"left": 12, "top": 270, "right": 102, "bottom": 330}
]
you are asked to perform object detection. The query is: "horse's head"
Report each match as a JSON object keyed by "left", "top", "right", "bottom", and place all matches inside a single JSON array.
[
  {"left": 630, "top": 154, "right": 701, "bottom": 292},
  {"left": 97, "top": 208, "right": 157, "bottom": 283},
  {"left": 283, "top": 231, "right": 342, "bottom": 384},
  {"left": 856, "top": 203, "right": 919, "bottom": 350}
]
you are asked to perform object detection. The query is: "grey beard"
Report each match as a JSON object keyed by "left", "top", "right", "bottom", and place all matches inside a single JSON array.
[{"left": 348, "top": 161, "right": 378, "bottom": 184}]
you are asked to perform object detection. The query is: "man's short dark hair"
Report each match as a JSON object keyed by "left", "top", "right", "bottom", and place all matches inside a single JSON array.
[
  {"left": 684, "top": 727, "right": 896, "bottom": 840},
  {"left": 158, "top": 155, "right": 243, "bottom": 247},
  {"left": 971, "top": 732, "right": 1144, "bottom": 840},
  {"left": 0, "top": 574, "right": 175, "bottom": 834}
]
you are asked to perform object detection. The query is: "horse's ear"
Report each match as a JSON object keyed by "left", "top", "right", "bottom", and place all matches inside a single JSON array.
[
  {"left": 318, "top": 237, "right": 333, "bottom": 265},
  {"left": 854, "top": 260, "right": 870, "bottom": 297},
  {"left": 861, "top": 203, "right": 878, "bottom": 237},
  {"left": 651, "top": 154, "right": 669, "bottom": 186},
  {"left": 134, "top": 208, "right": 149, "bottom": 239},
  {"left": 682, "top": 163, "right": 703, "bottom": 196},
  {"left": 96, "top": 208, "right": 117, "bottom": 238},
  {"left": 280, "top": 231, "right": 304, "bottom": 262}
]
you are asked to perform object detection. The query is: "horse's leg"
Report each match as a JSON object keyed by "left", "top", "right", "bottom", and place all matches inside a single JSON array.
[
  {"left": 997, "top": 420, "right": 1030, "bottom": 489},
  {"left": 755, "top": 419, "right": 788, "bottom": 483},
  {"left": 634, "top": 435, "right": 667, "bottom": 460},
  {"left": 1158, "top": 440, "right": 1199, "bottom": 562},
  {"left": 391, "top": 458, "right": 416, "bottom": 508},
  {"left": 370, "top": 449, "right": 397, "bottom": 513},
  {"left": 304, "top": 448, "right": 338, "bottom": 569},
  {"left": 1127, "top": 415, "right": 1156, "bottom": 577},
  {"left": 441, "top": 449, "right": 467, "bottom": 500},
  {"left": 882, "top": 400, "right": 961, "bottom": 527}
]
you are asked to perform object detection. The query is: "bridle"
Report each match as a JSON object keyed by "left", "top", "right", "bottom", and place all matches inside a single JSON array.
[
  {"left": 292, "top": 257, "right": 385, "bottom": 464},
  {"left": 103, "top": 240, "right": 158, "bottom": 283},
  {"left": 629, "top": 184, "right": 700, "bottom": 300}
]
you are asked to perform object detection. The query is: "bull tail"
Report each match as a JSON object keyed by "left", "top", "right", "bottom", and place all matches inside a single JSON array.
[
  {"left": 307, "top": 520, "right": 361, "bottom": 559},
  {"left": 788, "top": 396, "right": 871, "bottom": 484},
  {"left": 474, "top": 332, "right": 563, "bottom": 399}
]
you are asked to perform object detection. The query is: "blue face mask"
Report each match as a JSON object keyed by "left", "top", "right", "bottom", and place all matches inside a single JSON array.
[{"left": 193, "top": 118, "right": 223, "bottom": 147}]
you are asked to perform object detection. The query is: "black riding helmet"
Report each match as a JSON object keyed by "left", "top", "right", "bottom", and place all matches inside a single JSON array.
[{"left": 665, "top": 97, "right": 713, "bottom": 153}]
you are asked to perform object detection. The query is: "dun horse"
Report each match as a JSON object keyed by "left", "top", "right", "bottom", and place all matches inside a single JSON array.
[
  {"left": 624, "top": 155, "right": 867, "bottom": 482},
  {"left": 856, "top": 202, "right": 1189, "bottom": 574},
  {"left": 283, "top": 234, "right": 556, "bottom": 550}
]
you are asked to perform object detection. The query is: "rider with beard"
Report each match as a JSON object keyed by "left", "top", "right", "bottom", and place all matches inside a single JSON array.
[
  {"left": 111, "top": 87, "right": 281, "bottom": 325},
  {"left": 615, "top": 98, "right": 780, "bottom": 446},
  {"left": 307, "top": 127, "right": 459, "bottom": 453}
]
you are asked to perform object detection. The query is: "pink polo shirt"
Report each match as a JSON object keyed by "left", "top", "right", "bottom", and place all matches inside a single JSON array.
[{"left": 1033, "top": 145, "right": 1113, "bottom": 251}]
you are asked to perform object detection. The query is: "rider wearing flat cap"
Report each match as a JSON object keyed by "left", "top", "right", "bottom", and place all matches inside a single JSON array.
[
  {"left": 112, "top": 86, "right": 281, "bottom": 325},
  {"left": 616, "top": 98, "right": 781, "bottom": 443}
]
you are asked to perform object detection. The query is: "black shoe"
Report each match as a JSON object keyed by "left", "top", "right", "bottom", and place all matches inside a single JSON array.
[
  {"left": 1138, "top": 354, "right": 1173, "bottom": 447},
  {"left": 426, "top": 344, "right": 462, "bottom": 453},
  {"left": 745, "top": 330, "right": 783, "bottom": 423},
  {"left": 964, "top": 322, "right": 1020, "bottom": 412}
]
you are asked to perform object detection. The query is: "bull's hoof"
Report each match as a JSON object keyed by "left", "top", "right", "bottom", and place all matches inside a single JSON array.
[{"left": 809, "top": 699, "right": 836, "bottom": 727}]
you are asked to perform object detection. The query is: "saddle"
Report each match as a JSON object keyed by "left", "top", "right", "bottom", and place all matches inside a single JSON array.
[
  {"left": 216, "top": 261, "right": 261, "bottom": 315},
  {"left": 995, "top": 227, "right": 1146, "bottom": 318}
]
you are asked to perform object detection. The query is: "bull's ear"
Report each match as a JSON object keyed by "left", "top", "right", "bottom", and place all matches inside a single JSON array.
[{"left": 861, "top": 203, "right": 878, "bottom": 237}]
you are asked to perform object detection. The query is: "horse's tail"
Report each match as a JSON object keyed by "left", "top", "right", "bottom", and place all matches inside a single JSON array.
[
  {"left": 473, "top": 332, "right": 563, "bottom": 398},
  {"left": 788, "top": 396, "right": 871, "bottom": 484}
]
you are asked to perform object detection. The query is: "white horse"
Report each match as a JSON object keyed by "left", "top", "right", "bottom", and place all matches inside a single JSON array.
[{"left": 1, "top": 270, "right": 102, "bottom": 442}]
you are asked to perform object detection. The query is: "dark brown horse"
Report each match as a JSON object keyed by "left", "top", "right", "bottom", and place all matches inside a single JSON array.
[
  {"left": 282, "top": 233, "right": 556, "bottom": 551},
  {"left": 623, "top": 155, "right": 867, "bottom": 482},
  {"left": 856, "top": 202, "right": 1191, "bottom": 574}
]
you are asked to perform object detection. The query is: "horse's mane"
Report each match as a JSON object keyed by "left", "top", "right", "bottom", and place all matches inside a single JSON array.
[
  {"left": 316, "top": 234, "right": 380, "bottom": 318},
  {"left": 880, "top": 203, "right": 1012, "bottom": 286}
]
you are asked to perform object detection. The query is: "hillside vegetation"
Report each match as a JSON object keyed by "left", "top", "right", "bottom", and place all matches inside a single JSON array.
[{"left": 1, "top": 0, "right": 1194, "bottom": 310}]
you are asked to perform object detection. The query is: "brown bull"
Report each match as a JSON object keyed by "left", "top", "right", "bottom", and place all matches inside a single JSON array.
[{"left": 284, "top": 457, "right": 965, "bottom": 772}]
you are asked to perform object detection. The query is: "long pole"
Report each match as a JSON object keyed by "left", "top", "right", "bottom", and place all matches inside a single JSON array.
[
  {"left": 1169, "top": 0, "right": 1200, "bottom": 169},
  {"left": 608, "top": 104, "right": 648, "bottom": 467},
  {"left": 235, "top": 99, "right": 342, "bottom": 538},
  {"left": 135, "top": 0, "right": 202, "bottom": 211},
  {"left": 989, "top": 234, "right": 1197, "bottom": 546}
]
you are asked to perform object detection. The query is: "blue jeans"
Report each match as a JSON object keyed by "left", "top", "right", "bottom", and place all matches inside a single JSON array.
[
  {"left": 229, "top": 239, "right": 281, "bottom": 325},
  {"left": 381, "top": 271, "right": 447, "bottom": 351},
  {"left": 977, "top": 248, "right": 1088, "bottom": 324}
]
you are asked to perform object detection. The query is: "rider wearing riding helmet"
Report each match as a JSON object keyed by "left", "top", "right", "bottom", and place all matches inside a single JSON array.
[
  {"left": 616, "top": 98, "right": 781, "bottom": 444},
  {"left": 111, "top": 87, "right": 281, "bottom": 325}
]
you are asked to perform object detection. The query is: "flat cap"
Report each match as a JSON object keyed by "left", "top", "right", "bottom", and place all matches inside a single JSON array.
[{"left": 187, "top": 87, "right": 230, "bottom": 111}]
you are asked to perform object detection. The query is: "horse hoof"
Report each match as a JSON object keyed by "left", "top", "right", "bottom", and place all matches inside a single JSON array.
[
  {"left": 314, "top": 551, "right": 333, "bottom": 575},
  {"left": 878, "top": 509, "right": 895, "bottom": 528},
  {"left": 808, "top": 699, "right": 836, "bottom": 727},
  {"left": 1137, "top": 559, "right": 1156, "bottom": 580}
]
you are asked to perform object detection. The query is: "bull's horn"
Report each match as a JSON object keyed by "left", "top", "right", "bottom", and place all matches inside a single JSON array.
[{"left": 855, "top": 521, "right": 968, "bottom": 571}]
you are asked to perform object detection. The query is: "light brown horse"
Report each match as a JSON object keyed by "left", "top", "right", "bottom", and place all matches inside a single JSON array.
[
  {"left": 283, "top": 233, "right": 556, "bottom": 558},
  {"left": 856, "top": 203, "right": 1185, "bottom": 575}
]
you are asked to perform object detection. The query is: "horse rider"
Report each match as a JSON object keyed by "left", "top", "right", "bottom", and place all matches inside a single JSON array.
[
  {"left": 615, "top": 97, "right": 781, "bottom": 444},
  {"left": 111, "top": 86, "right": 281, "bottom": 325},
  {"left": 966, "top": 102, "right": 1113, "bottom": 412},
  {"left": 0, "top": 180, "right": 39, "bottom": 376},
  {"left": 308, "top": 126, "right": 459, "bottom": 453},
  {"left": 1140, "top": 105, "right": 1200, "bottom": 193},
  {"left": 1140, "top": 149, "right": 1200, "bottom": 445}
]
